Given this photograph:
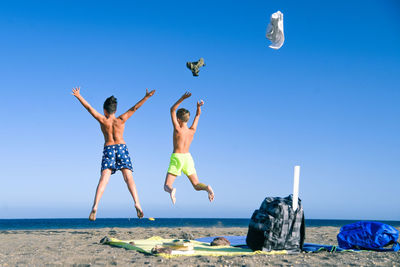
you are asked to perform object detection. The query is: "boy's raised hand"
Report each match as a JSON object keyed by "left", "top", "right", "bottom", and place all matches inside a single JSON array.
[
  {"left": 181, "top": 91, "right": 192, "bottom": 100},
  {"left": 195, "top": 100, "right": 204, "bottom": 116},
  {"left": 72, "top": 87, "right": 81, "bottom": 97},
  {"left": 197, "top": 100, "right": 204, "bottom": 107},
  {"left": 145, "top": 88, "right": 156, "bottom": 98}
]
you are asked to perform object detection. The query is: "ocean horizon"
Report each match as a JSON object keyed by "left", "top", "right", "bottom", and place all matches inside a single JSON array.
[{"left": 1, "top": 218, "right": 399, "bottom": 231}]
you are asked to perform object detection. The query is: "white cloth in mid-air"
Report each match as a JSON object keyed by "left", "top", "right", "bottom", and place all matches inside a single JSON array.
[{"left": 266, "top": 11, "right": 284, "bottom": 49}]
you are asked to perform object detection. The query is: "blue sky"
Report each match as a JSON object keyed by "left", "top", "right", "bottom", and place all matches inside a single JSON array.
[{"left": 0, "top": 0, "right": 399, "bottom": 220}]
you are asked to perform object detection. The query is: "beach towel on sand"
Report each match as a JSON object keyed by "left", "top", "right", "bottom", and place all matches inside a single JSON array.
[
  {"left": 100, "top": 236, "right": 288, "bottom": 258},
  {"left": 196, "top": 236, "right": 359, "bottom": 253}
]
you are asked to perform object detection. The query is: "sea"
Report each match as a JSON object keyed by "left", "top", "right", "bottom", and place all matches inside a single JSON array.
[{"left": 1, "top": 218, "right": 399, "bottom": 231}]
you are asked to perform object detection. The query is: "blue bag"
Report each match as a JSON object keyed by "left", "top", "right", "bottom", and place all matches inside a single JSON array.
[{"left": 337, "top": 221, "right": 400, "bottom": 251}]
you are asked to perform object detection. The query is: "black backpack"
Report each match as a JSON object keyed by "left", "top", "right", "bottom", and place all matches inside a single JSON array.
[{"left": 246, "top": 195, "right": 305, "bottom": 253}]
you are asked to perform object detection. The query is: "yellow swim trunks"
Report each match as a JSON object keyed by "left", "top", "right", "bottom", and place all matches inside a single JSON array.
[{"left": 167, "top": 153, "right": 196, "bottom": 176}]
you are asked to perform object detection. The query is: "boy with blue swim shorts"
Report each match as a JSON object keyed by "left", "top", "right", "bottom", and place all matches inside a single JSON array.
[
  {"left": 164, "top": 91, "right": 214, "bottom": 204},
  {"left": 72, "top": 87, "right": 155, "bottom": 220}
]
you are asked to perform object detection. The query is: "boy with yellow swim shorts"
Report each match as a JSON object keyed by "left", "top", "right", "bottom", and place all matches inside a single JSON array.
[{"left": 164, "top": 92, "right": 214, "bottom": 204}]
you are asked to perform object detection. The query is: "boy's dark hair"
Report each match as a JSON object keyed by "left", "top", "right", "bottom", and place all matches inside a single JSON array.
[
  {"left": 103, "top": 96, "right": 117, "bottom": 114},
  {"left": 177, "top": 108, "right": 190, "bottom": 122}
]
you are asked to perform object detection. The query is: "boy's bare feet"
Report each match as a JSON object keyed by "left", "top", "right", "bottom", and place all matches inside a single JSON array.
[
  {"left": 89, "top": 209, "right": 97, "bottom": 221},
  {"left": 207, "top": 185, "right": 214, "bottom": 202},
  {"left": 170, "top": 188, "right": 176, "bottom": 205},
  {"left": 135, "top": 204, "right": 144, "bottom": 219}
]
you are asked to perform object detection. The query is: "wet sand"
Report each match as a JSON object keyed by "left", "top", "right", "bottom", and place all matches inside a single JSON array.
[{"left": 0, "top": 226, "right": 399, "bottom": 266}]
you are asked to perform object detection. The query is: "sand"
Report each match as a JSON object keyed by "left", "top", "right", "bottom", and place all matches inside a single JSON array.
[{"left": 0, "top": 226, "right": 399, "bottom": 266}]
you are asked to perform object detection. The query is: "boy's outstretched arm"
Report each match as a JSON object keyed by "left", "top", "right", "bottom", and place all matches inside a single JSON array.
[
  {"left": 72, "top": 87, "right": 105, "bottom": 123},
  {"left": 170, "top": 92, "right": 191, "bottom": 129},
  {"left": 190, "top": 100, "right": 204, "bottom": 131},
  {"left": 119, "top": 88, "right": 155, "bottom": 122}
]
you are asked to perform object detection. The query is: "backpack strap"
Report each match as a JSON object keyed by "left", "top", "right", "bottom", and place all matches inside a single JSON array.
[{"left": 392, "top": 242, "right": 400, "bottom": 252}]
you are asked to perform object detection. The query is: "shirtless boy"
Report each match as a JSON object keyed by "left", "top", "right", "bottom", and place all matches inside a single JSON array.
[
  {"left": 72, "top": 87, "right": 155, "bottom": 220},
  {"left": 164, "top": 92, "right": 214, "bottom": 204}
]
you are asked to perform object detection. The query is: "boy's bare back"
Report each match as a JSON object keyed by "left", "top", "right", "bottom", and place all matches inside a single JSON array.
[
  {"left": 172, "top": 125, "right": 195, "bottom": 153},
  {"left": 100, "top": 117, "right": 127, "bottom": 146}
]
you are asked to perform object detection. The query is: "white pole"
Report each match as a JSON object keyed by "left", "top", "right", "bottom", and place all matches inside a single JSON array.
[{"left": 292, "top": 166, "right": 300, "bottom": 211}]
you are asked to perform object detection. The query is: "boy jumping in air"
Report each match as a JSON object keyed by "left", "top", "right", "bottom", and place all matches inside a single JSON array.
[
  {"left": 72, "top": 87, "right": 155, "bottom": 220},
  {"left": 164, "top": 92, "right": 214, "bottom": 204}
]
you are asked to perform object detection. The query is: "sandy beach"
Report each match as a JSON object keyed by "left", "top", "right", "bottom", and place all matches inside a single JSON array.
[{"left": 0, "top": 226, "right": 399, "bottom": 266}]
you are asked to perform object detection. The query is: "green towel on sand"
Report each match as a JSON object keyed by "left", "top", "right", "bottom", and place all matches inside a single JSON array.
[{"left": 101, "top": 236, "right": 288, "bottom": 258}]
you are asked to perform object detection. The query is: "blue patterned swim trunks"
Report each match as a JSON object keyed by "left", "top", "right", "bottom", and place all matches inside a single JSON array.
[{"left": 101, "top": 144, "right": 133, "bottom": 174}]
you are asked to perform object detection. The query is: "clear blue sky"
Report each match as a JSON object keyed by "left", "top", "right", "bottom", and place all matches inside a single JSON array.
[{"left": 0, "top": 0, "right": 399, "bottom": 220}]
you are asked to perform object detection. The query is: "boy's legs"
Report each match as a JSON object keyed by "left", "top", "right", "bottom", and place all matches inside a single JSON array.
[
  {"left": 121, "top": 168, "right": 144, "bottom": 218},
  {"left": 187, "top": 173, "right": 215, "bottom": 202},
  {"left": 90, "top": 169, "right": 112, "bottom": 221},
  {"left": 164, "top": 173, "right": 177, "bottom": 204}
]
